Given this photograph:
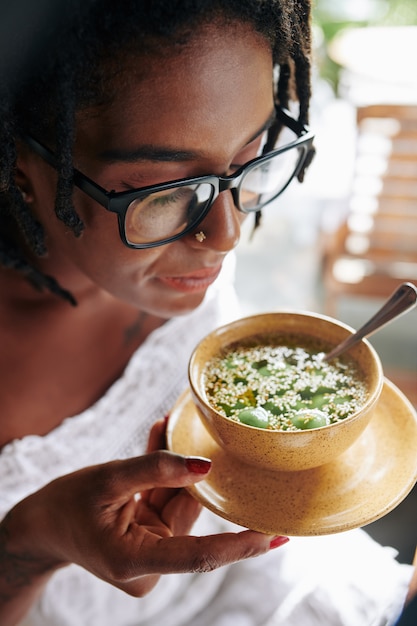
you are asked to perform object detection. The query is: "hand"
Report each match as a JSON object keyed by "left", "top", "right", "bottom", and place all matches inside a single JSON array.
[{"left": 4, "top": 418, "right": 285, "bottom": 599}]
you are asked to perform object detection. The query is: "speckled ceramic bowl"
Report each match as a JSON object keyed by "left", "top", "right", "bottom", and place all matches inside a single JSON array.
[{"left": 188, "top": 311, "right": 384, "bottom": 471}]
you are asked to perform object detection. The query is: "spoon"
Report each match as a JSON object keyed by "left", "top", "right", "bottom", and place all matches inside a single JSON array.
[{"left": 323, "top": 282, "right": 417, "bottom": 362}]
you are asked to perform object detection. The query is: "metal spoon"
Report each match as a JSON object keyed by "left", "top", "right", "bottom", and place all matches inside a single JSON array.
[{"left": 323, "top": 282, "right": 417, "bottom": 362}]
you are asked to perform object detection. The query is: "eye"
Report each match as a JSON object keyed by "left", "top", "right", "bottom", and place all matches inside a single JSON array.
[
  {"left": 146, "top": 187, "right": 193, "bottom": 208},
  {"left": 123, "top": 183, "right": 213, "bottom": 245}
]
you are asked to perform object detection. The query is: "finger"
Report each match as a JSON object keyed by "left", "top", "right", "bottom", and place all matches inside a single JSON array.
[
  {"left": 143, "top": 457, "right": 210, "bottom": 510},
  {"left": 96, "top": 451, "right": 212, "bottom": 501},
  {"left": 143, "top": 485, "right": 181, "bottom": 509},
  {"left": 146, "top": 416, "right": 168, "bottom": 453},
  {"left": 160, "top": 489, "right": 202, "bottom": 535},
  {"left": 110, "top": 531, "right": 288, "bottom": 597},
  {"left": 143, "top": 417, "right": 170, "bottom": 503},
  {"left": 139, "top": 488, "right": 202, "bottom": 536},
  {"left": 135, "top": 530, "right": 288, "bottom": 575}
]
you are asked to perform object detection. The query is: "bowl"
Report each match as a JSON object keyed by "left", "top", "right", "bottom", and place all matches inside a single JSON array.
[{"left": 188, "top": 311, "right": 384, "bottom": 471}]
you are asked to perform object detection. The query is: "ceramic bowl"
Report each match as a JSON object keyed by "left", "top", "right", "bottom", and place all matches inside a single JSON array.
[{"left": 188, "top": 311, "right": 384, "bottom": 471}]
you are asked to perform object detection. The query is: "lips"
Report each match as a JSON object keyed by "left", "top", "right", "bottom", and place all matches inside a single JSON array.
[{"left": 158, "top": 265, "right": 222, "bottom": 293}]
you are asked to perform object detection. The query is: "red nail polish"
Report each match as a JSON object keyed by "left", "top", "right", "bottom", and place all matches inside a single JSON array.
[
  {"left": 269, "top": 536, "right": 289, "bottom": 549},
  {"left": 185, "top": 457, "right": 212, "bottom": 473}
]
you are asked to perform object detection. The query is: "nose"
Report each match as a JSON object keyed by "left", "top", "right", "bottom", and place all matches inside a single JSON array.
[{"left": 190, "top": 190, "right": 243, "bottom": 253}]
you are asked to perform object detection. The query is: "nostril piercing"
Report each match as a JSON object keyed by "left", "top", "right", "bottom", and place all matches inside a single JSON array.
[{"left": 195, "top": 231, "right": 206, "bottom": 242}]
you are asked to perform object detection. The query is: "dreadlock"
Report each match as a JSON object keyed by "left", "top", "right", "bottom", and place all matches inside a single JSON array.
[{"left": 0, "top": 0, "right": 313, "bottom": 304}]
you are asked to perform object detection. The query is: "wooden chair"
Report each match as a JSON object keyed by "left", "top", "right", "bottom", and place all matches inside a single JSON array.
[
  {"left": 321, "top": 104, "right": 417, "bottom": 404},
  {"left": 322, "top": 103, "right": 417, "bottom": 314}
]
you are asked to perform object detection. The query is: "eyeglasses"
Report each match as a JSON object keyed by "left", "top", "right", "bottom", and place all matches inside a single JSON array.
[{"left": 22, "top": 105, "right": 314, "bottom": 249}]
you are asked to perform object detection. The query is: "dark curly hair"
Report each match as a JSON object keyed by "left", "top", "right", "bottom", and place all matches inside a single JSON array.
[{"left": 0, "top": 0, "right": 313, "bottom": 305}]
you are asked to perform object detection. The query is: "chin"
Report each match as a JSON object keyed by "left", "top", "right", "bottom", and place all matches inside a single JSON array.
[{"left": 149, "top": 290, "right": 207, "bottom": 318}]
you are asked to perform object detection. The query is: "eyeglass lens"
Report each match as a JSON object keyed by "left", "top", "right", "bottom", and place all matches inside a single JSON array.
[
  {"left": 238, "top": 146, "right": 303, "bottom": 211},
  {"left": 125, "top": 183, "right": 214, "bottom": 245},
  {"left": 124, "top": 140, "right": 305, "bottom": 246}
]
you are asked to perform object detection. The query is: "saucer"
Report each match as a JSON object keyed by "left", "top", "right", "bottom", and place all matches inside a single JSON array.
[{"left": 167, "top": 379, "right": 417, "bottom": 536}]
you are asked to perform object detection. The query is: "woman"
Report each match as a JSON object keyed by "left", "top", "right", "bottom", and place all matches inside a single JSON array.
[{"left": 0, "top": 1, "right": 415, "bottom": 624}]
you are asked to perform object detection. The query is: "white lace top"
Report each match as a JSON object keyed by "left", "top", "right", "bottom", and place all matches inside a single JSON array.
[{"left": 1, "top": 259, "right": 413, "bottom": 626}]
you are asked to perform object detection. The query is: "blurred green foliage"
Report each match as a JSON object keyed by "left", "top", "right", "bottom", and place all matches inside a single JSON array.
[{"left": 313, "top": 0, "right": 417, "bottom": 92}]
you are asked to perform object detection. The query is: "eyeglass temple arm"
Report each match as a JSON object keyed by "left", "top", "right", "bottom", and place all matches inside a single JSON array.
[
  {"left": 20, "top": 132, "right": 111, "bottom": 209},
  {"left": 263, "top": 104, "right": 311, "bottom": 156},
  {"left": 275, "top": 105, "right": 310, "bottom": 136},
  {"left": 270, "top": 105, "right": 315, "bottom": 178}
]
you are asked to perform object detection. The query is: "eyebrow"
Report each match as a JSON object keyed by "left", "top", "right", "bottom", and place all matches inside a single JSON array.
[{"left": 98, "top": 107, "right": 276, "bottom": 164}]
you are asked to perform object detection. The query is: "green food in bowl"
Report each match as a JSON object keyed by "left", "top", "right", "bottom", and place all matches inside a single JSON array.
[
  {"left": 203, "top": 337, "right": 368, "bottom": 431},
  {"left": 237, "top": 407, "right": 270, "bottom": 428}
]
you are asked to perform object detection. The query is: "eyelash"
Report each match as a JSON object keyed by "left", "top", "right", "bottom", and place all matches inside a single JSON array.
[{"left": 149, "top": 188, "right": 189, "bottom": 206}]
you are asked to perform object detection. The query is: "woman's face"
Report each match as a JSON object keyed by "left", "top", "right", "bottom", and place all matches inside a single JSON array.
[{"left": 24, "top": 21, "right": 274, "bottom": 316}]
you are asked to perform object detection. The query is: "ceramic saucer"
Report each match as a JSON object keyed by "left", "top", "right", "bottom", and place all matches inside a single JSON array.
[{"left": 167, "top": 378, "right": 417, "bottom": 536}]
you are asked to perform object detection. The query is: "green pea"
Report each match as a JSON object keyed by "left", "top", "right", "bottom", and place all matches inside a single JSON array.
[
  {"left": 262, "top": 400, "right": 282, "bottom": 416},
  {"left": 238, "top": 407, "right": 270, "bottom": 428},
  {"left": 333, "top": 395, "right": 353, "bottom": 405},
  {"left": 299, "top": 387, "right": 313, "bottom": 400},
  {"left": 290, "top": 409, "right": 330, "bottom": 430},
  {"left": 310, "top": 394, "right": 328, "bottom": 409},
  {"left": 292, "top": 400, "right": 308, "bottom": 410}
]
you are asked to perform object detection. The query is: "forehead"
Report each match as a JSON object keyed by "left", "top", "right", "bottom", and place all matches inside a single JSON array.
[{"left": 75, "top": 21, "right": 274, "bottom": 163}]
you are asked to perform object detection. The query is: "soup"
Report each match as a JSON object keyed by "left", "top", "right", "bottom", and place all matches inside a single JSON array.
[{"left": 203, "top": 335, "right": 368, "bottom": 431}]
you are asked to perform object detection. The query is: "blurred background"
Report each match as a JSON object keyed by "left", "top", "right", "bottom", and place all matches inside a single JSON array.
[{"left": 235, "top": 0, "right": 417, "bottom": 578}]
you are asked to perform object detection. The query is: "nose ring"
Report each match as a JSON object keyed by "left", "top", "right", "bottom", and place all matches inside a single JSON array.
[{"left": 195, "top": 231, "right": 206, "bottom": 242}]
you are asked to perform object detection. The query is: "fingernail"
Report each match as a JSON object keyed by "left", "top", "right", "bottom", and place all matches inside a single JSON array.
[
  {"left": 269, "top": 536, "right": 290, "bottom": 549},
  {"left": 185, "top": 457, "right": 212, "bottom": 473}
]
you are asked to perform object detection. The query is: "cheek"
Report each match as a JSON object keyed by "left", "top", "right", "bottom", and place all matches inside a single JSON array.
[
  {"left": 72, "top": 189, "right": 119, "bottom": 244},
  {"left": 57, "top": 192, "right": 155, "bottom": 285},
  {"left": 66, "top": 228, "right": 163, "bottom": 306},
  {"left": 69, "top": 191, "right": 142, "bottom": 274}
]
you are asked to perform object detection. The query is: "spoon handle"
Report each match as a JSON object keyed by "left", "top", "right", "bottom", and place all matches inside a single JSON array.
[{"left": 324, "top": 282, "right": 417, "bottom": 361}]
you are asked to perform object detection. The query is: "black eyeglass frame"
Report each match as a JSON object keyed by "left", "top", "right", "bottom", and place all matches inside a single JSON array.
[{"left": 22, "top": 105, "right": 315, "bottom": 249}]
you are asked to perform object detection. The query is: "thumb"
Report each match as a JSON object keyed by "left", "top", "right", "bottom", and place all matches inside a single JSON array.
[{"left": 95, "top": 451, "right": 211, "bottom": 499}]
